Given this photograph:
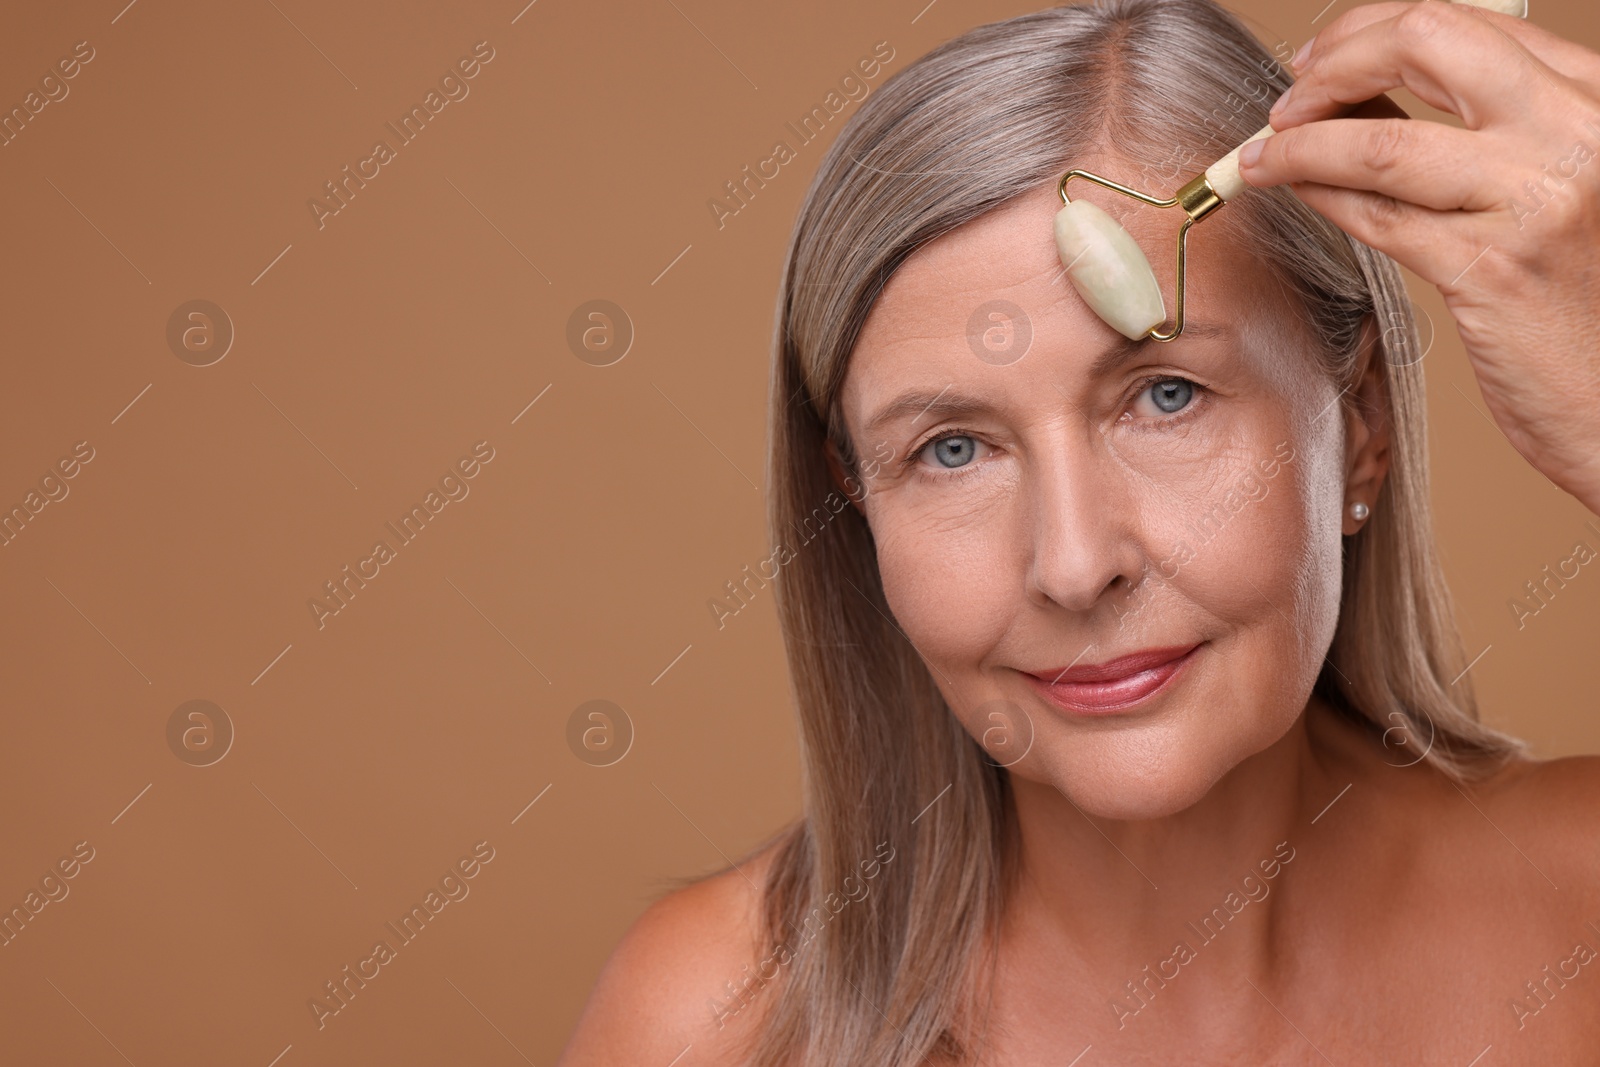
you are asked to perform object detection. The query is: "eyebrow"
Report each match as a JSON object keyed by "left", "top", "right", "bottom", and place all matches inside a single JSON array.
[{"left": 862, "top": 320, "right": 1233, "bottom": 439}]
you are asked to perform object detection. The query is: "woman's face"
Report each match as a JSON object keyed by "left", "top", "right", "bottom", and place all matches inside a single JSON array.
[{"left": 835, "top": 180, "right": 1386, "bottom": 821}]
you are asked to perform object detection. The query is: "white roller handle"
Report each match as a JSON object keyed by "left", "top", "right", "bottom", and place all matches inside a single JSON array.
[{"left": 1205, "top": 0, "right": 1527, "bottom": 202}]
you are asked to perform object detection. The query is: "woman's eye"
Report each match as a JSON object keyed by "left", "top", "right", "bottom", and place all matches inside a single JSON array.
[
  {"left": 922, "top": 434, "right": 978, "bottom": 469},
  {"left": 1133, "top": 377, "right": 1198, "bottom": 417}
]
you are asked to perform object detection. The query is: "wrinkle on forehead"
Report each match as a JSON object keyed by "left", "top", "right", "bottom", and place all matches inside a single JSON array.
[{"left": 839, "top": 174, "right": 1339, "bottom": 458}]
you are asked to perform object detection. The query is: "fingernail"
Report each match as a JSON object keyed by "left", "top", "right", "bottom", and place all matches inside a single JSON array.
[
  {"left": 1291, "top": 36, "right": 1315, "bottom": 72},
  {"left": 1239, "top": 139, "right": 1265, "bottom": 169},
  {"left": 1269, "top": 85, "right": 1292, "bottom": 120}
]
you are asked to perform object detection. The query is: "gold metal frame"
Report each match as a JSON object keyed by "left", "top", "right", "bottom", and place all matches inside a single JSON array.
[{"left": 1057, "top": 169, "right": 1227, "bottom": 342}]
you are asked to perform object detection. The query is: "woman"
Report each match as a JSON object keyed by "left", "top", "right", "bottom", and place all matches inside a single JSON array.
[{"left": 561, "top": 1, "right": 1600, "bottom": 1063}]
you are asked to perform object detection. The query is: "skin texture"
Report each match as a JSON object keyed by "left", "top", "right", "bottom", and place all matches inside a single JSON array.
[{"left": 558, "top": 7, "right": 1600, "bottom": 1063}]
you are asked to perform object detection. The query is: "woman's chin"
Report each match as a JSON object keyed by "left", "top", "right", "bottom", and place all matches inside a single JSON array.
[
  {"left": 1066, "top": 780, "right": 1219, "bottom": 823},
  {"left": 1014, "top": 747, "right": 1237, "bottom": 822}
]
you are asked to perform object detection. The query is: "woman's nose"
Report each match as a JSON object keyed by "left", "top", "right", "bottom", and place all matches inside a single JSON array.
[{"left": 1022, "top": 437, "right": 1148, "bottom": 616}]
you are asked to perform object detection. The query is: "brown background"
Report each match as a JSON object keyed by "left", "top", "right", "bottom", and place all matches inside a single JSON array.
[{"left": 0, "top": 0, "right": 1594, "bottom": 1063}]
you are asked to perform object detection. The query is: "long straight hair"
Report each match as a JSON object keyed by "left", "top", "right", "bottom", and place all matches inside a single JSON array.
[{"left": 735, "top": 2, "right": 1527, "bottom": 1062}]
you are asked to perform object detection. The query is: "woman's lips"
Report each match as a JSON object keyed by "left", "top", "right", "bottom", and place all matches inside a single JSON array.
[{"left": 1023, "top": 643, "right": 1202, "bottom": 714}]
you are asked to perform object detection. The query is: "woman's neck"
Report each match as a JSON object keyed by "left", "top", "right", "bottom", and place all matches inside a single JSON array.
[{"left": 1001, "top": 696, "right": 1357, "bottom": 983}]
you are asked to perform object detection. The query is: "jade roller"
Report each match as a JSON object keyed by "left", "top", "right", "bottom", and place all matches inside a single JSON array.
[{"left": 1053, "top": 0, "right": 1528, "bottom": 342}]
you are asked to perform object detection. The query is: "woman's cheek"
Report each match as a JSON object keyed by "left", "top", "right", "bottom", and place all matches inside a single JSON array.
[
  {"left": 1169, "top": 496, "right": 1297, "bottom": 628},
  {"left": 1171, "top": 453, "right": 1336, "bottom": 697},
  {"left": 871, "top": 500, "right": 1016, "bottom": 664}
]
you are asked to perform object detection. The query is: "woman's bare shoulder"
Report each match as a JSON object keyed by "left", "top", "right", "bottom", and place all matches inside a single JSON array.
[
  {"left": 1475, "top": 751, "right": 1600, "bottom": 821},
  {"left": 554, "top": 837, "right": 788, "bottom": 1067},
  {"left": 1448, "top": 752, "right": 1600, "bottom": 910}
]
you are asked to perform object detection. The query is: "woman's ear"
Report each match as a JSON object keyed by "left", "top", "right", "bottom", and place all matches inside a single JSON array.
[{"left": 1342, "top": 313, "right": 1392, "bottom": 536}]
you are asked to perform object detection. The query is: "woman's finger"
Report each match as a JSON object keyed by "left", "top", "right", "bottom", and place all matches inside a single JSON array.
[
  {"left": 1243, "top": 117, "right": 1497, "bottom": 210},
  {"left": 1293, "top": 1, "right": 1600, "bottom": 91},
  {"left": 1274, "top": 180, "right": 1484, "bottom": 290},
  {"left": 1291, "top": 2, "right": 1426, "bottom": 68},
  {"left": 1274, "top": 2, "right": 1570, "bottom": 131}
]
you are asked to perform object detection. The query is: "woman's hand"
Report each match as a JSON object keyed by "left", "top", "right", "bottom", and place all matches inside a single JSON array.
[{"left": 1237, "top": 1, "right": 1600, "bottom": 514}]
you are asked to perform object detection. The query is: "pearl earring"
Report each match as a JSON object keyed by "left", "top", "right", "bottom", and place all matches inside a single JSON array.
[{"left": 1350, "top": 501, "right": 1370, "bottom": 522}]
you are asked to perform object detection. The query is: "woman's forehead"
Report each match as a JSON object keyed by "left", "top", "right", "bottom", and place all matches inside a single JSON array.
[{"left": 844, "top": 184, "right": 1289, "bottom": 408}]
